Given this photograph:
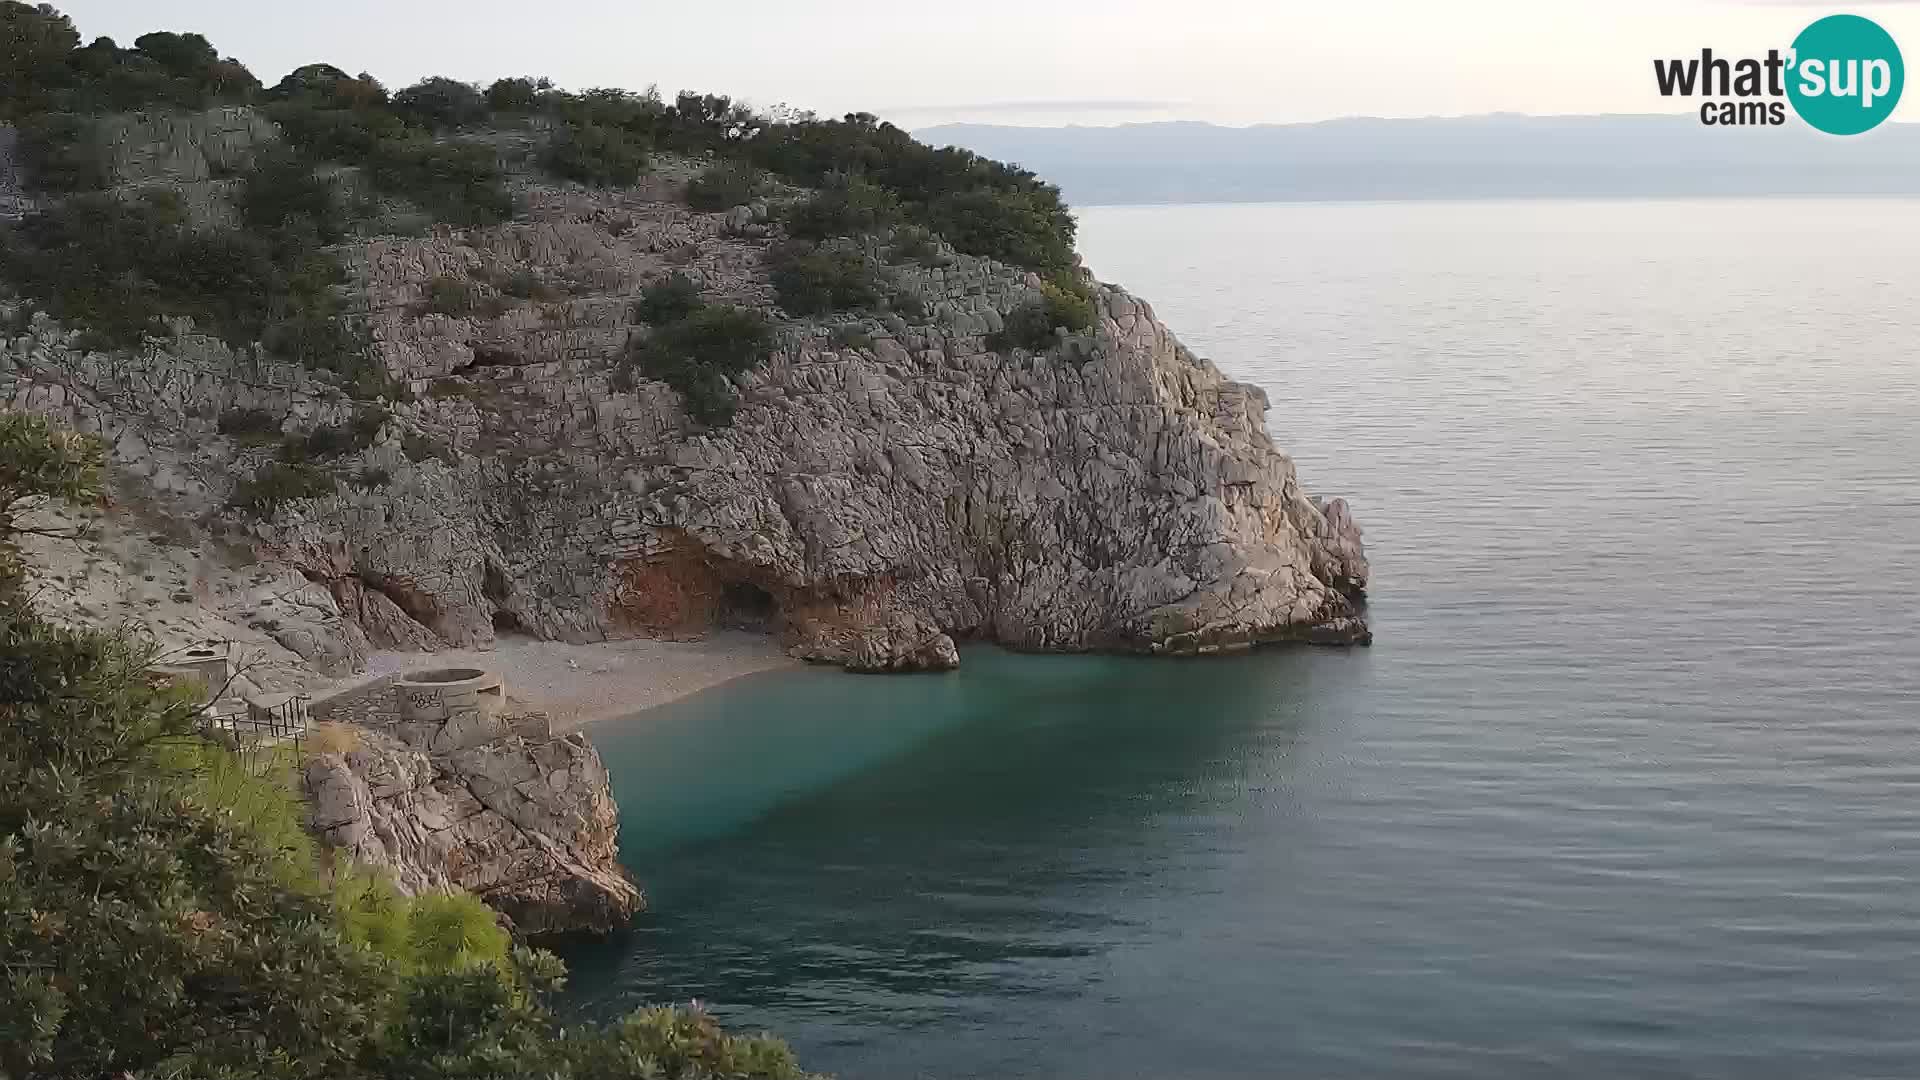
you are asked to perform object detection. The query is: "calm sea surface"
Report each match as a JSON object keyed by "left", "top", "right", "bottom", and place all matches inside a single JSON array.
[{"left": 561, "top": 200, "right": 1920, "bottom": 1078}]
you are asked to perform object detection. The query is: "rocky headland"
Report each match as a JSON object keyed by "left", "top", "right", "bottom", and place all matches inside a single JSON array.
[{"left": 1, "top": 91, "right": 1368, "bottom": 935}]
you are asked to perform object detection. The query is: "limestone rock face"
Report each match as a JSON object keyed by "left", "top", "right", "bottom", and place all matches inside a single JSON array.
[
  {"left": 301, "top": 722, "right": 642, "bottom": 936},
  {"left": 0, "top": 132, "right": 1370, "bottom": 672}
]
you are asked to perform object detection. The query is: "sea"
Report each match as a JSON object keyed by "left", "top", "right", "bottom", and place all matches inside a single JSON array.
[{"left": 558, "top": 199, "right": 1920, "bottom": 1079}]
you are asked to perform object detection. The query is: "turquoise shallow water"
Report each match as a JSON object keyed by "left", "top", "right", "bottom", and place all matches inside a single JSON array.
[{"left": 561, "top": 199, "right": 1920, "bottom": 1078}]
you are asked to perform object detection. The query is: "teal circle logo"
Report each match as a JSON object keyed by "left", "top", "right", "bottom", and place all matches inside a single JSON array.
[{"left": 1788, "top": 14, "right": 1904, "bottom": 135}]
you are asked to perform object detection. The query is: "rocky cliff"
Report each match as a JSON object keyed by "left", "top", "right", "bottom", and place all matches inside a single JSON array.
[
  {"left": 0, "top": 114, "right": 1369, "bottom": 675},
  {"left": 302, "top": 686, "right": 642, "bottom": 936}
]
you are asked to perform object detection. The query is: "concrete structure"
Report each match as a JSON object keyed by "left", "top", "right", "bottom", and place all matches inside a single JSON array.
[
  {"left": 150, "top": 645, "right": 232, "bottom": 705},
  {"left": 393, "top": 667, "right": 509, "bottom": 752}
]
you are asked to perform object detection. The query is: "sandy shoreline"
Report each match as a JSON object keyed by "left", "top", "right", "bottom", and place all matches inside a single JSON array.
[{"left": 341, "top": 632, "right": 798, "bottom": 731}]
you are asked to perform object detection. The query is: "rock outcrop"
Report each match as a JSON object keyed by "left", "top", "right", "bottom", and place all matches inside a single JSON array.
[
  {"left": 302, "top": 693, "right": 641, "bottom": 936},
  {"left": 0, "top": 114, "right": 1369, "bottom": 675}
]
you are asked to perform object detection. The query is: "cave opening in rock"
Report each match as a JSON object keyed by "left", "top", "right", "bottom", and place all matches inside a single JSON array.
[
  {"left": 717, "top": 581, "right": 778, "bottom": 632},
  {"left": 492, "top": 609, "right": 526, "bottom": 636}
]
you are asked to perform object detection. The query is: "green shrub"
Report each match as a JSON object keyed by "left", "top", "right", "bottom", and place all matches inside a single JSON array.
[
  {"left": 924, "top": 188, "right": 1077, "bottom": 274},
  {"left": 364, "top": 137, "right": 511, "bottom": 227},
  {"left": 484, "top": 76, "right": 549, "bottom": 113},
  {"left": 890, "top": 286, "right": 928, "bottom": 319},
  {"left": 0, "top": 166, "right": 360, "bottom": 371},
  {"left": 261, "top": 309, "right": 367, "bottom": 373},
  {"left": 0, "top": 191, "right": 275, "bottom": 347},
  {"left": 633, "top": 273, "right": 702, "bottom": 325},
  {"left": 747, "top": 112, "right": 1076, "bottom": 271},
  {"left": 546, "top": 86, "right": 674, "bottom": 142},
  {"left": 264, "top": 101, "right": 408, "bottom": 159},
  {"left": 392, "top": 76, "right": 487, "bottom": 131},
  {"left": 888, "top": 225, "right": 942, "bottom": 265},
  {"left": 542, "top": 120, "right": 649, "bottom": 186},
  {"left": 401, "top": 432, "right": 454, "bottom": 465},
  {"left": 633, "top": 305, "right": 773, "bottom": 426},
  {"left": 989, "top": 276, "right": 1096, "bottom": 352},
  {"left": 831, "top": 323, "right": 872, "bottom": 351},
  {"left": 281, "top": 407, "right": 382, "bottom": 461},
  {"left": 216, "top": 407, "right": 279, "bottom": 442},
  {"left": 355, "top": 466, "right": 393, "bottom": 488},
  {"left": 237, "top": 149, "right": 346, "bottom": 244},
  {"left": 493, "top": 267, "right": 564, "bottom": 302},
  {"left": 229, "top": 459, "right": 335, "bottom": 512},
  {"left": 417, "top": 274, "right": 477, "bottom": 317},
  {"left": 14, "top": 111, "right": 108, "bottom": 191},
  {"left": 781, "top": 177, "right": 902, "bottom": 241},
  {"left": 684, "top": 163, "right": 763, "bottom": 211},
  {"left": 990, "top": 302, "right": 1056, "bottom": 352},
  {"left": 1040, "top": 275, "right": 1096, "bottom": 333},
  {"left": 269, "top": 63, "right": 388, "bottom": 108},
  {"left": 770, "top": 244, "right": 883, "bottom": 316}
]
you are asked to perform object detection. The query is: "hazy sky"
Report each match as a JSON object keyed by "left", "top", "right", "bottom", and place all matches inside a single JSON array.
[{"left": 50, "top": 0, "right": 1920, "bottom": 126}]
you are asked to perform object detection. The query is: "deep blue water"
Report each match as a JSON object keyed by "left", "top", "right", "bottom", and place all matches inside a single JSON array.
[{"left": 561, "top": 200, "right": 1920, "bottom": 1078}]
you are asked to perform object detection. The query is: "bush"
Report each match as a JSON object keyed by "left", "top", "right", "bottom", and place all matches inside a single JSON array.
[
  {"left": 401, "top": 432, "right": 454, "bottom": 465},
  {"left": 281, "top": 407, "right": 383, "bottom": 461},
  {"left": 0, "top": 191, "right": 278, "bottom": 347},
  {"left": 365, "top": 137, "right": 512, "bottom": 227},
  {"left": 989, "top": 276, "right": 1096, "bottom": 353},
  {"left": 15, "top": 111, "right": 108, "bottom": 191},
  {"left": 747, "top": 112, "right": 1077, "bottom": 271},
  {"left": 990, "top": 302, "right": 1057, "bottom": 352},
  {"left": 483, "top": 75, "right": 549, "bottom": 113},
  {"left": 1040, "top": 274, "right": 1096, "bottom": 334},
  {"left": 924, "top": 188, "right": 1077, "bottom": 275},
  {"left": 770, "top": 244, "right": 883, "bottom": 316},
  {"left": 542, "top": 120, "right": 649, "bottom": 187},
  {"left": 392, "top": 76, "right": 487, "bottom": 131},
  {"left": 228, "top": 459, "right": 336, "bottom": 513},
  {"left": 237, "top": 148, "right": 346, "bottom": 244},
  {"left": 890, "top": 287, "right": 927, "bottom": 319},
  {"left": 633, "top": 273, "right": 702, "bottom": 325},
  {"left": 270, "top": 63, "right": 388, "bottom": 108},
  {"left": 780, "top": 177, "right": 902, "bottom": 241},
  {"left": 493, "top": 267, "right": 565, "bottom": 302},
  {"left": 684, "top": 163, "right": 763, "bottom": 211},
  {"left": 634, "top": 305, "right": 773, "bottom": 426},
  {"left": 889, "top": 225, "right": 942, "bottom": 265},
  {"left": 1, "top": 9, "right": 260, "bottom": 119},
  {"left": 216, "top": 407, "right": 279, "bottom": 442},
  {"left": 264, "top": 101, "right": 408, "bottom": 160},
  {"left": 261, "top": 309, "right": 367, "bottom": 373},
  {"left": 831, "top": 323, "right": 872, "bottom": 351},
  {"left": 0, "top": 164, "right": 360, "bottom": 370},
  {"left": 417, "top": 274, "right": 478, "bottom": 317}
]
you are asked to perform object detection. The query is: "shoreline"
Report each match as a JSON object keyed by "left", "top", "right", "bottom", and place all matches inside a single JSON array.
[{"left": 340, "top": 631, "right": 799, "bottom": 731}]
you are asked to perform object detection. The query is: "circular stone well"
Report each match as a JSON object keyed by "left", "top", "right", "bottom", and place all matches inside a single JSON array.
[{"left": 395, "top": 667, "right": 506, "bottom": 724}]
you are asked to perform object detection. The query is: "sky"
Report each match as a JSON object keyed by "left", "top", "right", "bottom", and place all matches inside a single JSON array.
[{"left": 50, "top": 0, "right": 1920, "bottom": 127}]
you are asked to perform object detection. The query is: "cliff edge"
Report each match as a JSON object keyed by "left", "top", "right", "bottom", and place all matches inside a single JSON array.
[
  {"left": 302, "top": 684, "right": 642, "bottom": 936},
  {"left": 1, "top": 118, "right": 1368, "bottom": 674}
]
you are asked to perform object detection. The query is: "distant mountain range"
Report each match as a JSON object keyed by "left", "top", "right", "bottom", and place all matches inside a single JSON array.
[{"left": 916, "top": 114, "right": 1920, "bottom": 205}]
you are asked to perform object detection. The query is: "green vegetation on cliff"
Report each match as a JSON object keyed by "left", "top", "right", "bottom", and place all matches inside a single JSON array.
[
  {"left": 0, "top": 0, "right": 1088, "bottom": 420},
  {"left": 625, "top": 302, "right": 776, "bottom": 425},
  {"left": 0, "top": 411, "right": 817, "bottom": 1078}
]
